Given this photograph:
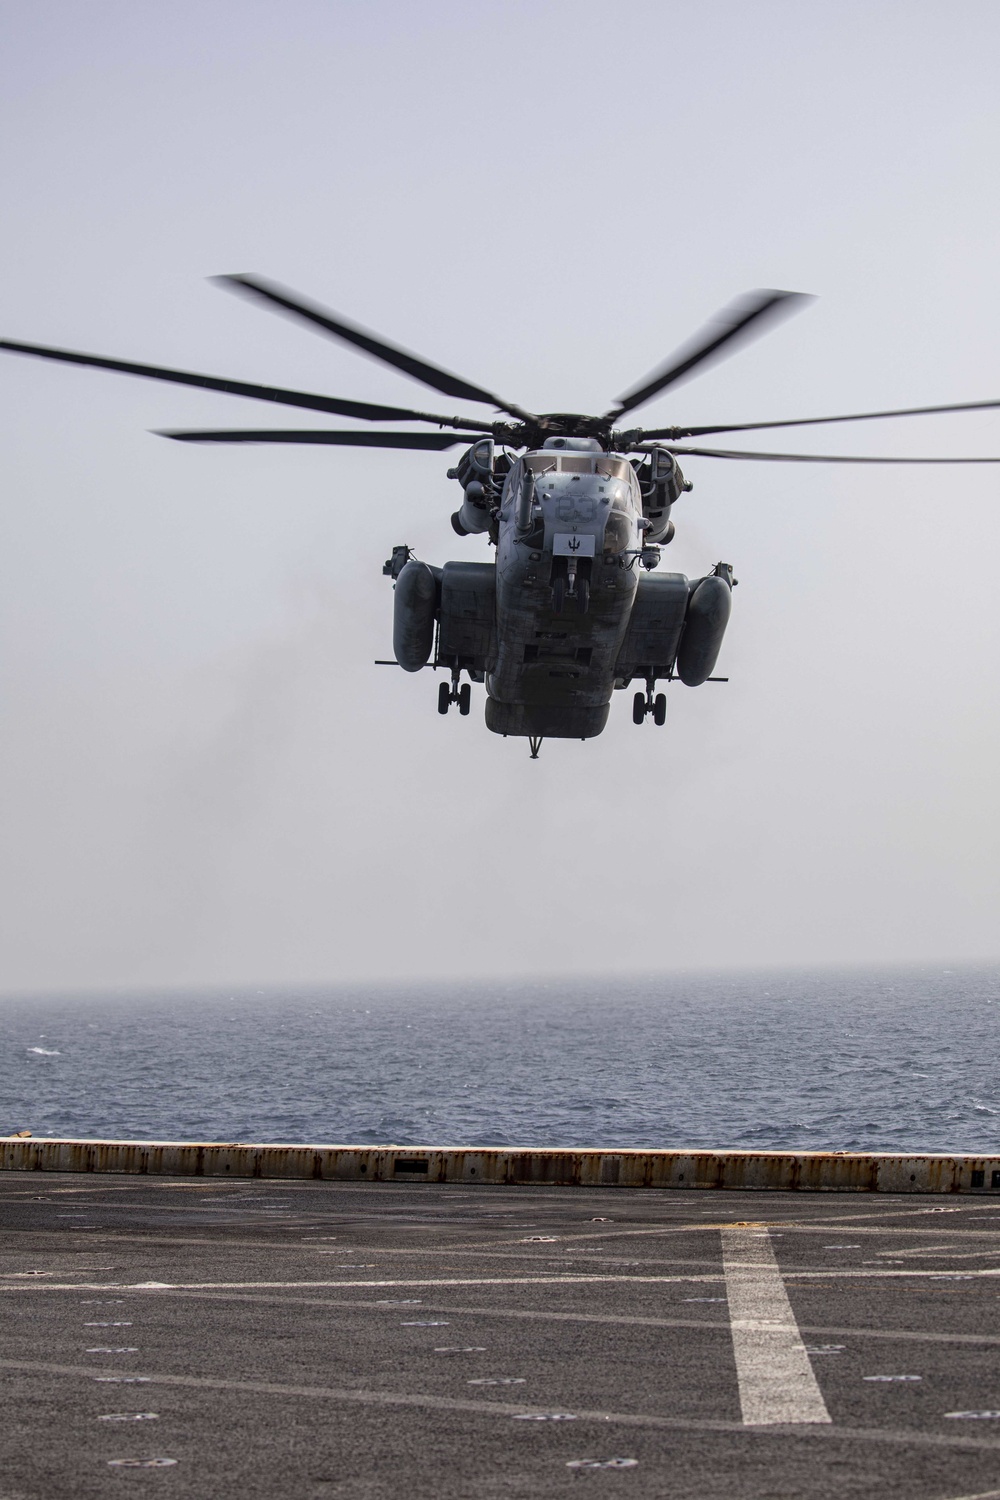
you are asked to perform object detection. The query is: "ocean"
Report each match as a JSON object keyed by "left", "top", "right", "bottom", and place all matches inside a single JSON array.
[{"left": 2, "top": 963, "right": 998, "bottom": 1152}]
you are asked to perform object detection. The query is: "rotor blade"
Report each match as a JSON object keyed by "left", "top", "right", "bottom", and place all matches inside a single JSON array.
[
  {"left": 656, "top": 444, "right": 1000, "bottom": 464},
  {"left": 645, "top": 396, "right": 1000, "bottom": 440},
  {"left": 157, "top": 428, "right": 474, "bottom": 449},
  {"left": 0, "top": 338, "right": 495, "bottom": 431},
  {"left": 216, "top": 274, "right": 536, "bottom": 422},
  {"left": 607, "top": 289, "right": 812, "bottom": 419}
]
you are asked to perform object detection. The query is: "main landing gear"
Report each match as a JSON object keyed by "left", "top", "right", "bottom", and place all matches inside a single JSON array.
[
  {"left": 438, "top": 671, "right": 471, "bottom": 716},
  {"left": 633, "top": 681, "right": 667, "bottom": 727}
]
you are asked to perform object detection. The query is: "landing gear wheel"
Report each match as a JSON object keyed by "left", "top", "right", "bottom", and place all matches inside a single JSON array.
[
  {"left": 551, "top": 574, "right": 566, "bottom": 614},
  {"left": 653, "top": 692, "right": 667, "bottom": 726},
  {"left": 438, "top": 681, "right": 450, "bottom": 715},
  {"left": 458, "top": 683, "right": 471, "bottom": 716},
  {"left": 576, "top": 576, "right": 590, "bottom": 615},
  {"left": 632, "top": 691, "right": 646, "bottom": 725}
]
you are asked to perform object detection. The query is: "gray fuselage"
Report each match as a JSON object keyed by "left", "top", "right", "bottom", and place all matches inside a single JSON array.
[{"left": 488, "top": 441, "right": 642, "bottom": 722}]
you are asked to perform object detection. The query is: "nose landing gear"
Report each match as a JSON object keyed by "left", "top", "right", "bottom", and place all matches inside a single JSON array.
[
  {"left": 632, "top": 681, "right": 667, "bottom": 726},
  {"left": 437, "top": 672, "right": 472, "bottom": 716},
  {"left": 550, "top": 558, "right": 591, "bottom": 616}
]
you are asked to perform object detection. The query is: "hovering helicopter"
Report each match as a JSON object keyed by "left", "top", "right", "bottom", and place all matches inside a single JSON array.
[{"left": 5, "top": 278, "right": 1000, "bottom": 758}]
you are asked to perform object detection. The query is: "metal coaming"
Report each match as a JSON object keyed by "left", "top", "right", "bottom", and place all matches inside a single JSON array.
[{"left": 1, "top": 1139, "right": 997, "bottom": 1192}]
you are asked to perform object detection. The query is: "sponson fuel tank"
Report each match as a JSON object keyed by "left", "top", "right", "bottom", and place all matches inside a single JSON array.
[
  {"left": 392, "top": 559, "right": 439, "bottom": 672},
  {"left": 676, "top": 565, "right": 734, "bottom": 686}
]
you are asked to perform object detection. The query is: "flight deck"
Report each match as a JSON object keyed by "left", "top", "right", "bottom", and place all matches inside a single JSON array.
[{"left": 3, "top": 1172, "right": 1000, "bottom": 1499}]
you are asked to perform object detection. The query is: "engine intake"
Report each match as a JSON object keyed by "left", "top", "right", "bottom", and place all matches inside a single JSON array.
[
  {"left": 640, "top": 447, "right": 691, "bottom": 545},
  {"left": 449, "top": 438, "right": 495, "bottom": 535}
]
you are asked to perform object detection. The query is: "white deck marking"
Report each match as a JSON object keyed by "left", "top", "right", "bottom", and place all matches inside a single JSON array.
[
  {"left": 722, "top": 1228, "right": 831, "bottom": 1426},
  {"left": 0, "top": 1274, "right": 727, "bottom": 1291},
  {"left": 6, "top": 1263, "right": 1000, "bottom": 1294},
  {"left": 2, "top": 1357, "right": 1000, "bottom": 1454}
]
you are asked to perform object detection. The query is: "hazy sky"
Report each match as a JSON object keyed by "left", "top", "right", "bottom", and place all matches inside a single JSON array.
[{"left": 1, "top": 0, "right": 998, "bottom": 993}]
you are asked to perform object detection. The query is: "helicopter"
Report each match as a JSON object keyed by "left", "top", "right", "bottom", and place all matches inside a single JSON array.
[{"left": 5, "top": 277, "right": 1000, "bottom": 758}]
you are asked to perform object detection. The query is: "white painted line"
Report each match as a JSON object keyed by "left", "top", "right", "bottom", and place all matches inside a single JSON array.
[
  {"left": 7, "top": 1263, "right": 1000, "bottom": 1296},
  {"left": 3, "top": 1356, "right": 999, "bottom": 1455},
  {"left": 721, "top": 1227, "right": 831, "bottom": 1427},
  {"left": 0, "top": 1274, "right": 728, "bottom": 1292}
]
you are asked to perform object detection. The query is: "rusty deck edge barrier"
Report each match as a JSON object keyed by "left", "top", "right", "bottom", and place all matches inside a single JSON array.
[{"left": 2, "top": 1139, "right": 1000, "bottom": 1192}]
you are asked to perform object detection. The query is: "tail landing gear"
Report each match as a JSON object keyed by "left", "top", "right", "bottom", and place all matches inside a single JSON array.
[
  {"left": 632, "top": 682, "right": 667, "bottom": 726},
  {"left": 437, "top": 672, "right": 472, "bottom": 716}
]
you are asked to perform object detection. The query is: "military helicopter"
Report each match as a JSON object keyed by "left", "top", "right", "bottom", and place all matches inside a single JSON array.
[{"left": 5, "top": 277, "right": 1000, "bottom": 758}]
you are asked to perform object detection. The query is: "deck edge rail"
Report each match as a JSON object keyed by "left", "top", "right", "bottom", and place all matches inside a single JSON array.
[{"left": 2, "top": 1139, "right": 999, "bottom": 1192}]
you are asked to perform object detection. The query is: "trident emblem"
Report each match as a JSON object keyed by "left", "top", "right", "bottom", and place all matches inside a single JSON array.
[{"left": 567, "top": 536, "right": 581, "bottom": 552}]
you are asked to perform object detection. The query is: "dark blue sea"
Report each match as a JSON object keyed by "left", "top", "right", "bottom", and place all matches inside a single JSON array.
[{"left": 2, "top": 964, "right": 998, "bottom": 1152}]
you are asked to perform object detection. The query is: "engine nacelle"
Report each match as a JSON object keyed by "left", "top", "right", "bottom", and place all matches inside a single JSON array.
[
  {"left": 676, "top": 565, "right": 733, "bottom": 686},
  {"left": 392, "top": 560, "right": 439, "bottom": 671},
  {"left": 451, "top": 480, "right": 491, "bottom": 536},
  {"left": 449, "top": 437, "right": 495, "bottom": 536},
  {"left": 642, "top": 447, "right": 690, "bottom": 545}
]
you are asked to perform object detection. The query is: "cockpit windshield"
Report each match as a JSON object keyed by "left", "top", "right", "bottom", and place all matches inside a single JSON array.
[
  {"left": 524, "top": 453, "right": 633, "bottom": 480},
  {"left": 596, "top": 457, "right": 633, "bottom": 481},
  {"left": 524, "top": 453, "right": 557, "bottom": 475}
]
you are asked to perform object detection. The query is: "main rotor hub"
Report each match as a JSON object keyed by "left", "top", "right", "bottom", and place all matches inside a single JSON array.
[{"left": 511, "top": 412, "right": 613, "bottom": 448}]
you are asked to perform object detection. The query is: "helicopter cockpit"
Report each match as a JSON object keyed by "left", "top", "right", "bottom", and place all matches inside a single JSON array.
[
  {"left": 518, "top": 447, "right": 639, "bottom": 526},
  {"left": 523, "top": 451, "right": 634, "bottom": 482}
]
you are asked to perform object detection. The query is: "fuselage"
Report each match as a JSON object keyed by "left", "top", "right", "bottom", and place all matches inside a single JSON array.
[
  {"left": 391, "top": 435, "right": 730, "bottom": 744},
  {"left": 488, "top": 438, "right": 642, "bottom": 733}
]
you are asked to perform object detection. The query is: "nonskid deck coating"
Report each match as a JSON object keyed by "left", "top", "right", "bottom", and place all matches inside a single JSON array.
[{"left": 3, "top": 1176, "right": 1000, "bottom": 1497}]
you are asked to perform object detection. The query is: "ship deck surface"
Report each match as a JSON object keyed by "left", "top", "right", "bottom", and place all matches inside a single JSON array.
[{"left": 3, "top": 1174, "right": 1000, "bottom": 1498}]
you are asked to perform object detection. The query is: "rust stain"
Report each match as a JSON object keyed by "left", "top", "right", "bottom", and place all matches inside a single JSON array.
[{"left": 2, "top": 1138, "right": 1000, "bottom": 1195}]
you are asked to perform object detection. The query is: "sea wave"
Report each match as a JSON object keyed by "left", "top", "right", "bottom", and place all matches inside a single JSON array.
[{"left": 2, "top": 964, "right": 999, "bottom": 1150}]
